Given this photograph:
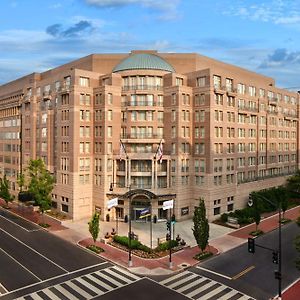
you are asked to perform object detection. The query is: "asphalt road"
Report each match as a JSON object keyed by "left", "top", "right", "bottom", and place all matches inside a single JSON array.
[
  {"left": 93, "top": 278, "right": 189, "bottom": 300},
  {"left": 0, "top": 208, "right": 110, "bottom": 299},
  {"left": 191, "top": 221, "right": 300, "bottom": 299}
]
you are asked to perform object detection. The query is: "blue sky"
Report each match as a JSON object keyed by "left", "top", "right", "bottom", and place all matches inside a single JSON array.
[{"left": 1, "top": 0, "right": 300, "bottom": 89}]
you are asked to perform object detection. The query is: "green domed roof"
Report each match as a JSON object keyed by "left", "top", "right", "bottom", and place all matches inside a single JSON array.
[{"left": 113, "top": 53, "right": 175, "bottom": 73}]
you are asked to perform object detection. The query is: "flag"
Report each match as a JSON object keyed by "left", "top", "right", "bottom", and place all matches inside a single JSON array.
[
  {"left": 119, "top": 140, "right": 127, "bottom": 161},
  {"left": 139, "top": 207, "right": 151, "bottom": 219},
  {"left": 157, "top": 140, "right": 163, "bottom": 164}
]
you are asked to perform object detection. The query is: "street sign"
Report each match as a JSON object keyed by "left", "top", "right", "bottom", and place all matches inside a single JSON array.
[
  {"left": 107, "top": 197, "right": 118, "bottom": 209},
  {"left": 163, "top": 199, "right": 174, "bottom": 210}
]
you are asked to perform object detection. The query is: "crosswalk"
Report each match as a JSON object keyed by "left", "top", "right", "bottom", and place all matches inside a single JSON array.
[
  {"left": 16, "top": 266, "right": 141, "bottom": 300},
  {"left": 160, "top": 270, "right": 255, "bottom": 300}
]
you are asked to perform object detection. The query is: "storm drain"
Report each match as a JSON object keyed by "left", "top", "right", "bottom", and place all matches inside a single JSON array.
[{"left": 179, "top": 263, "right": 190, "bottom": 268}]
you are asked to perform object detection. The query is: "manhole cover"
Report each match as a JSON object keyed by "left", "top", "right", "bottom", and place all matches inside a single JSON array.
[{"left": 179, "top": 263, "right": 190, "bottom": 268}]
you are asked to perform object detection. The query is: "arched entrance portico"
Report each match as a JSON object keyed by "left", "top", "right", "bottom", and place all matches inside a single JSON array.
[{"left": 120, "top": 189, "right": 157, "bottom": 222}]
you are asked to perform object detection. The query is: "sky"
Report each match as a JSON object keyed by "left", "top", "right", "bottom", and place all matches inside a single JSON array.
[{"left": 1, "top": 0, "right": 300, "bottom": 89}]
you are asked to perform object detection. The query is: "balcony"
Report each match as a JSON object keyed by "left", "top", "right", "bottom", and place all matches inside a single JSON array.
[
  {"left": 238, "top": 106, "right": 258, "bottom": 113},
  {"left": 122, "top": 85, "right": 163, "bottom": 92},
  {"left": 268, "top": 96, "right": 278, "bottom": 104},
  {"left": 43, "top": 91, "right": 52, "bottom": 100},
  {"left": 120, "top": 133, "right": 163, "bottom": 140},
  {"left": 61, "top": 84, "right": 71, "bottom": 93},
  {"left": 122, "top": 101, "right": 156, "bottom": 107},
  {"left": 213, "top": 84, "right": 225, "bottom": 94}
]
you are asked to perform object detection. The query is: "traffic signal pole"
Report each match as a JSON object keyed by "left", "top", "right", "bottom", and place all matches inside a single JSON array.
[{"left": 169, "top": 208, "right": 172, "bottom": 268}]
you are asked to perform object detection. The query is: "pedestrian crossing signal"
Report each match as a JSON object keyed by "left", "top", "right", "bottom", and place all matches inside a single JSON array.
[
  {"left": 248, "top": 237, "right": 255, "bottom": 253},
  {"left": 166, "top": 221, "right": 171, "bottom": 231},
  {"left": 272, "top": 251, "right": 279, "bottom": 264}
]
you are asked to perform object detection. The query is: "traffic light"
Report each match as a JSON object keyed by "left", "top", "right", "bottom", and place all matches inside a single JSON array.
[
  {"left": 171, "top": 214, "right": 176, "bottom": 222},
  {"left": 272, "top": 251, "right": 279, "bottom": 264},
  {"left": 166, "top": 221, "right": 171, "bottom": 231},
  {"left": 274, "top": 271, "right": 281, "bottom": 280},
  {"left": 166, "top": 233, "right": 171, "bottom": 241},
  {"left": 248, "top": 237, "right": 255, "bottom": 253}
]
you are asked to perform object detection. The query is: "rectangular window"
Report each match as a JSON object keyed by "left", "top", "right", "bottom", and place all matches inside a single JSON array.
[{"left": 79, "top": 77, "right": 89, "bottom": 87}]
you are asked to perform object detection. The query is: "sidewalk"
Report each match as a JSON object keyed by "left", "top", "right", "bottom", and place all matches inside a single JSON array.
[
  {"left": 282, "top": 279, "right": 300, "bottom": 299},
  {"left": 1, "top": 198, "right": 299, "bottom": 276},
  {"left": 79, "top": 238, "right": 218, "bottom": 275},
  {"left": 0, "top": 199, "right": 67, "bottom": 231},
  {"left": 229, "top": 206, "right": 300, "bottom": 239}
]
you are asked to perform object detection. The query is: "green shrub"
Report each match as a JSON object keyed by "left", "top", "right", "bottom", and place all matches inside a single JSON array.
[
  {"left": 220, "top": 213, "right": 228, "bottom": 223},
  {"left": 249, "top": 229, "right": 264, "bottom": 237},
  {"left": 39, "top": 223, "right": 50, "bottom": 228},
  {"left": 87, "top": 245, "right": 104, "bottom": 254},
  {"left": 113, "top": 235, "right": 151, "bottom": 252},
  {"left": 194, "top": 251, "right": 213, "bottom": 261},
  {"left": 296, "top": 216, "right": 300, "bottom": 226},
  {"left": 155, "top": 240, "right": 178, "bottom": 252},
  {"left": 138, "top": 244, "right": 151, "bottom": 253},
  {"left": 229, "top": 208, "right": 254, "bottom": 225}
]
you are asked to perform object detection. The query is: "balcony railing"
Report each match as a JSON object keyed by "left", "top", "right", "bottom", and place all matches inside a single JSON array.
[
  {"left": 120, "top": 133, "right": 163, "bottom": 139},
  {"left": 238, "top": 106, "right": 259, "bottom": 113},
  {"left": 122, "top": 85, "right": 163, "bottom": 92},
  {"left": 122, "top": 101, "right": 156, "bottom": 107}
]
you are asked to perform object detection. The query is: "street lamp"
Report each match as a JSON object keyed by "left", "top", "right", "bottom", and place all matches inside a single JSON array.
[
  {"left": 109, "top": 182, "right": 132, "bottom": 267},
  {"left": 248, "top": 193, "right": 282, "bottom": 299},
  {"left": 109, "top": 183, "right": 119, "bottom": 234}
]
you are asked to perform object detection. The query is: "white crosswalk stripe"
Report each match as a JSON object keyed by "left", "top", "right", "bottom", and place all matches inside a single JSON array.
[
  {"left": 16, "top": 266, "right": 140, "bottom": 300},
  {"left": 159, "top": 270, "right": 255, "bottom": 300}
]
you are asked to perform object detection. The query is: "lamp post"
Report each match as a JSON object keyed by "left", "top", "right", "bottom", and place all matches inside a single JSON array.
[
  {"left": 248, "top": 193, "right": 282, "bottom": 298},
  {"left": 109, "top": 183, "right": 119, "bottom": 234},
  {"left": 128, "top": 186, "right": 132, "bottom": 267},
  {"left": 109, "top": 182, "right": 132, "bottom": 267}
]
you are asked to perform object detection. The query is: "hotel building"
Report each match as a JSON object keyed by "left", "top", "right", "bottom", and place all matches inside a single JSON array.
[{"left": 0, "top": 50, "right": 299, "bottom": 221}]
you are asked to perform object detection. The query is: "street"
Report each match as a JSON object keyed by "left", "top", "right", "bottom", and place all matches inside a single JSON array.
[{"left": 189, "top": 222, "right": 300, "bottom": 299}]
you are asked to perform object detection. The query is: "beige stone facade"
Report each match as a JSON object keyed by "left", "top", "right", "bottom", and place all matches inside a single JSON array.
[{"left": 0, "top": 50, "right": 299, "bottom": 221}]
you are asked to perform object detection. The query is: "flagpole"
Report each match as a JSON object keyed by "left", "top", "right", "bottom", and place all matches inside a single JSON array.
[
  {"left": 154, "top": 139, "right": 163, "bottom": 159},
  {"left": 150, "top": 205, "right": 153, "bottom": 250}
]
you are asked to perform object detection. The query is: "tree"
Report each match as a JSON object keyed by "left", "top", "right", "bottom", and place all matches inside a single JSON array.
[
  {"left": 17, "top": 172, "right": 25, "bottom": 193},
  {"left": 250, "top": 192, "right": 261, "bottom": 231},
  {"left": 286, "top": 170, "right": 300, "bottom": 196},
  {"left": 89, "top": 212, "right": 100, "bottom": 245},
  {"left": 0, "top": 174, "right": 13, "bottom": 208},
  {"left": 294, "top": 216, "right": 300, "bottom": 270},
  {"left": 27, "top": 159, "right": 54, "bottom": 221},
  {"left": 192, "top": 198, "right": 209, "bottom": 252},
  {"left": 275, "top": 186, "right": 288, "bottom": 219}
]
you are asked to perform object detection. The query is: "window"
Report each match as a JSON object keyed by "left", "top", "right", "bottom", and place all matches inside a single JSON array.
[
  {"left": 249, "top": 86, "right": 256, "bottom": 97},
  {"left": 197, "top": 76, "right": 206, "bottom": 87},
  {"left": 215, "top": 94, "right": 223, "bottom": 105},
  {"left": 108, "top": 110, "right": 113, "bottom": 121},
  {"left": 79, "top": 77, "right": 89, "bottom": 87},
  {"left": 237, "top": 83, "right": 246, "bottom": 94},
  {"left": 108, "top": 126, "right": 112, "bottom": 138},
  {"left": 213, "top": 75, "right": 221, "bottom": 89},
  {"left": 225, "top": 78, "right": 233, "bottom": 92},
  {"left": 176, "top": 77, "right": 183, "bottom": 86},
  {"left": 107, "top": 93, "right": 113, "bottom": 104}
]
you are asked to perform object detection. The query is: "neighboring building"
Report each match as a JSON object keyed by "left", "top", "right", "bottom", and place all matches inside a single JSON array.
[{"left": 0, "top": 50, "right": 299, "bottom": 221}]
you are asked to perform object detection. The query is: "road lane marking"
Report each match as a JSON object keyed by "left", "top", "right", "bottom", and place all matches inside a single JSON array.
[
  {"left": 3, "top": 261, "right": 110, "bottom": 295},
  {"left": 231, "top": 266, "right": 255, "bottom": 280},
  {"left": 0, "top": 228, "right": 68, "bottom": 273},
  {"left": 0, "top": 281, "right": 8, "bottom": 294},
  {"left": 0, "top": 247, "right": 41, "bottom": 282},
  {"left": 197, "top": 267, "right": 232, "bottom": 280},
  {"left": 0, "top": 214, "right": 40, "bottom": 233}
]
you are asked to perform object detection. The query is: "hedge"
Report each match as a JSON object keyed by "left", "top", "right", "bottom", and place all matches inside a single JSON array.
[{"left": 113, "top": 235, "right": 151, "bottom": 253}]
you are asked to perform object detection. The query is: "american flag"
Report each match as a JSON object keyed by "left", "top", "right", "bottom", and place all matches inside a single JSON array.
[
  {"left": 157, "top": 140, "right": 163, "bottom": 164},
  {"left": 119, "top": 140, "right": 127, "bottom": 161}
]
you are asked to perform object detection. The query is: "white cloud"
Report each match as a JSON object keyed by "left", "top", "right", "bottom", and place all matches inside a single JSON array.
[
  {"left": 224, "top": 0, "right": 300, "bottom": 27},
  {"left": 85, "top": 0, "right": 180, "bottom": 20}
]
